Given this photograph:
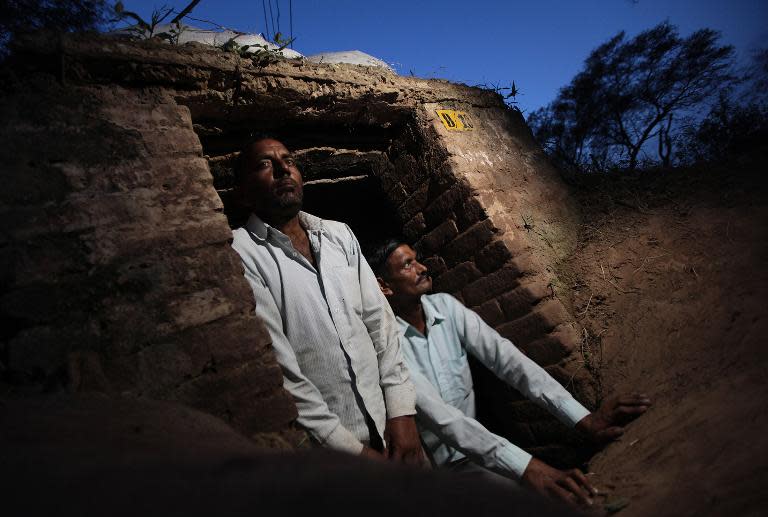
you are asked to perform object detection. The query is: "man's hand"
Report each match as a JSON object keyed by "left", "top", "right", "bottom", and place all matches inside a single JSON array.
[
  {"left": 383, "top": 415, "right": 425, "bottom": 466},
  {"left": 576, "top": 393, "right": 652, "bottom": 443},
  {"left": 359, "top": 446, "right": 386, "bottom": 462},
  {"left": 521, "top": 458, "right": 596, "bottom": 509}
]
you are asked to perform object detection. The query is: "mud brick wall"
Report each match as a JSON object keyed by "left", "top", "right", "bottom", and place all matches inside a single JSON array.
[
  {"left": 3, "top": 34, "right": 594, "bottom": 457},
  {"left": 373, "top": 108, "right": 593, "bottom": 463},
  {"left": 0, "top": 73, "right": 295, "bottom": 438}
]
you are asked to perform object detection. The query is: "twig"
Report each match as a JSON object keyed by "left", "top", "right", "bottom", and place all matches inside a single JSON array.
[
  {"left": 632, "top": 252, "right": 669, "bottom": 275},
  {"left": 632, "top": 257, "right": 649, "bottom": 275},
  {"left": 535, "top": 229, "right": 554, "bottom": 249},
  {"left": 119, "top": 10, "right": 150, "bottom": 30},
  {"left": 183, "top": 14, "right": 247, "bottom": 34},
  {"left": 566, "top": 362, "right": 585, "bottom": 390},
  {"left": 565, "top": 328, "right": 590, "bottom": 390},
  {"left": 607, "top": 278, "right": 639, "bottom": 294},
  {"left": 521, "top": 214, "right": 533, "bottom": 231},
  {"left": 600, "top": 263, "right": 606, "bottom": 281},
  {"left": 171, "top": 0, "right": 202, "bottom": 24},
  {"left": 609, "top": 237, "right": 629, "bottom": 249},
  {"left": 578, "top": 293, "right": 594, "bottom": 316}
]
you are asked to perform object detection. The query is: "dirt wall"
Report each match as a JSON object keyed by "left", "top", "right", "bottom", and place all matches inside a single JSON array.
[
  {"left": 561, "top": 166, "right": 768, "bottom": 516},
  {"left": 0, "top": 65, "right": 295, "bottom": 439}
]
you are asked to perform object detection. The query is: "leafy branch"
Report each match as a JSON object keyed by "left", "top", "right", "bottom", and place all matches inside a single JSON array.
[{"left": 113, "top": 0, "right": 200, "bottom": 40}]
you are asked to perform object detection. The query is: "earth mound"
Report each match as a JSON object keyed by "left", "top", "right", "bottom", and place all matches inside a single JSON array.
[{"left": 558, "top": 160, "right": 768, "bottom": 516}]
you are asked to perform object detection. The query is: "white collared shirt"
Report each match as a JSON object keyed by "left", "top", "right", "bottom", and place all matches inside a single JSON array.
[
  {"left": 397, "top": 293, "right": 590, "bottom": 478},
  {"left": 232, "top": 212, "right": 415, "bottom": 454}
]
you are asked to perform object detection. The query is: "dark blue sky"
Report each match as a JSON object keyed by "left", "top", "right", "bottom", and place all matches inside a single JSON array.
[{"left": 123, "top": 0, "right": 767, "bottom": 114}]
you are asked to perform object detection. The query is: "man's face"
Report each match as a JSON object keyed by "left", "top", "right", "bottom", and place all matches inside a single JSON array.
[
  {"left": 380, "top": 244, "right": 432, "bottom": 301},
  {"left": 237, "top": 139, "right": 303, "bottom": 219}
]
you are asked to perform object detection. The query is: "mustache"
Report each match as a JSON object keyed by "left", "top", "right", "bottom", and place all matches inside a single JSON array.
[{"left": 273, "top": 178, "right": 299, "bottom": 189}]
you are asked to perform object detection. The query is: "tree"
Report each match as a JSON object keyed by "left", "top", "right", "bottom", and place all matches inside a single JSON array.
[
  {"left": 526, "top": 54, "right": 609, "bottom": 172},
  {"left": 743, "top": 47, "right": 768, "bottom": 108},
  {"left": 0, "top": 1, "right": 114, "bottom": 55},
  {"left": 529, "top": 22, "right": 736, "bottom": 171},
  {"left": 676, "top": 48, "right": 768, "bottom": 164}
]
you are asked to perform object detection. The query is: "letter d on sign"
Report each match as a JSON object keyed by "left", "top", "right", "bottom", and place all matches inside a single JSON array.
[{"left": 435, "top": 109, "right": 475, "bottom": 131}]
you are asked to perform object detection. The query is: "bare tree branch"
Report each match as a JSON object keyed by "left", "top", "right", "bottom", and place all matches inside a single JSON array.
[{"left": 171, "top": 0, "right": 202, "bottom": 24}]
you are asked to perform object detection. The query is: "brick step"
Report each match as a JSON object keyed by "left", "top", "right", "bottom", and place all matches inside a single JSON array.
[{"left": 496, "top": 299, "right": 571, "bottom": 347}]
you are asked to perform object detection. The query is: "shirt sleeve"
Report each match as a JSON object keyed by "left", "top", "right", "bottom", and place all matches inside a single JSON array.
[
  {"left": 446, "top": 294, "right": 590, "bottom": 426},
  {"left": 410, "top": 367, "right": 532, "bottom": 478},
  {"left": 346, "top": 225, "right": 416, "bottom": 419},
  {"left": 243, "top": 267, "right": 365, "bottom": 454}
]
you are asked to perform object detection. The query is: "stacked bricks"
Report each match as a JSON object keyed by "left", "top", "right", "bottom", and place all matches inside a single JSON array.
[
  {"left": 382, "top": 116, "right": 579, "bottom": 372},
  {"left": 376, "top": 113, "right": 586, "bottom": 455},
  {"left": 0, "top": 79, "right": 296, "bottom": 437}
]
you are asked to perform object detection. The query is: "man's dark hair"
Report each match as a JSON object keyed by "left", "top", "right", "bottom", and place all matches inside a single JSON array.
[
  {"left": 367, "top": 239, "right": 408, "bottom": 279},
  {"left": 234, "top": 132, "right": 280, "bottom": 184}
]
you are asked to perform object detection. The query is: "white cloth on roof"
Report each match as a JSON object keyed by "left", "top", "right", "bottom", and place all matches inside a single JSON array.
[
  {"left": 109, "top": 23, "right": 303, "bottom": 59},
  {"left": 306, "top": 50, "right": 394, "bottom": 71}
]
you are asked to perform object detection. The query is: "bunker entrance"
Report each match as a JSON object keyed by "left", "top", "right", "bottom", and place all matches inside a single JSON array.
[
  {"left": 191, "top": 109, "right": 589, "bottom": 469},
  {"left": 196, "top": 121, "right": 409, "bottom": 252},
  {"left": 0, "top": 33, "right": 602, "bottom": 483},
  {"left": 301, "top": 176, "right": 401, "bottom": 254}
]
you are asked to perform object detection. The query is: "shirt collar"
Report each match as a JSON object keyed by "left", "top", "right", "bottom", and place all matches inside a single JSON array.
[
  {"left": 245, "top": 213, "right": 269, "bottom": 241},
  {"left": 396, "top": 294, "right": 445, "bottom": 338},
  {"left": 422, "top": 294, "right": 446, "bottom": 327},
  {"left": 245, "top": 211, "right": 325, "bottom": 242},
  {"left": 298, "top": 211, "right": 325, "bottom": 233}
]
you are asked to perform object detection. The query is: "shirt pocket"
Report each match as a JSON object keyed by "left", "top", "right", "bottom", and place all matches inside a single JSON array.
[
  {"left": 333, "top": 266, "right": 363, "bottom": 316},
  {"left": 442, "top": 353, "right": 474, "bottom": 404}
]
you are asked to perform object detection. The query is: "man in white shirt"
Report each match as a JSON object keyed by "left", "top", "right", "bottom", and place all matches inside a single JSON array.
[
  {"left": 231, "top": 138, "right": 423, "bottom": 464},
  {"left": 371, "top": 240, "right": 651, "bottom": 507}
]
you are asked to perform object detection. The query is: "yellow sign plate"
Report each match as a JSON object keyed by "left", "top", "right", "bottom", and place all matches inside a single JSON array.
[{"left": 435, "top": 109, "right": 475, "bottom": 131}]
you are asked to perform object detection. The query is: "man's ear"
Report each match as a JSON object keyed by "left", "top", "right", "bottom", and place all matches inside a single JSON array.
[
  {"left": 231, "top": 181, "right": 244, "bottom": 206},
  {"left": 232, "top": 182, "right": 253, "bottom": 212},
  {"left": 377, "top": 276, "right": 393, "bottom": 297}
]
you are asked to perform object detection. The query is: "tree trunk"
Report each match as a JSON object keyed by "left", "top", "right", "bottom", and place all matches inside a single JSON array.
[{"left": 658, "top": 114, "right": 673, "bottom": 168}]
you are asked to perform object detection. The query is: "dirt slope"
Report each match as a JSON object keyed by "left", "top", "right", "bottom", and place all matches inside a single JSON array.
[{"left": 556, "top": 162, "right": 768, "bottom": 516}]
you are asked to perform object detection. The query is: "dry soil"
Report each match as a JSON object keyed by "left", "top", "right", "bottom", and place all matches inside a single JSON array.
[{"left": 558, "top": 161, "right": 768, "bottom": 516}]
